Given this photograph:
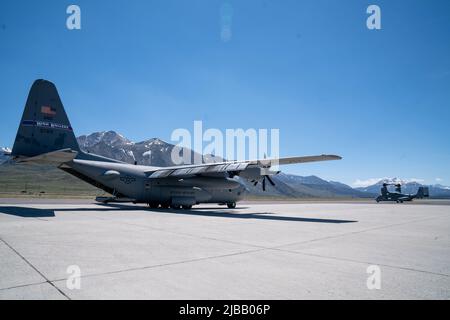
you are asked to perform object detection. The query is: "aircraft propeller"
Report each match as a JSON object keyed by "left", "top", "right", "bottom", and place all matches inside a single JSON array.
[{"left": 251, "top": 175, "right": 276, "bottom": 191}]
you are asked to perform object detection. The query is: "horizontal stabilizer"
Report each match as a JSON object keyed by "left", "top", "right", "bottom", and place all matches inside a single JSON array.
[
  {"left": 2, "top": 149, "right": 12, "bottom": 156},
  {"left": 14, "top": 148, "right": 78, "bottom": 164}
]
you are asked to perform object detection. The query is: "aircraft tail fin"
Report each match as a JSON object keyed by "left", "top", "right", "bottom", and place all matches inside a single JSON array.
[
  {"left": 416, "top": 186, "right": 429, "bottom": 199},
  {"left": 12, "top": 79, "right": 81, "bottom": 159}
]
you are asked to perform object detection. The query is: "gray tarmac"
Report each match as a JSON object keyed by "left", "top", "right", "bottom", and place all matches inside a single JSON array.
[{"left": 0, "top": 199, "right": 449, "bottom": 299}]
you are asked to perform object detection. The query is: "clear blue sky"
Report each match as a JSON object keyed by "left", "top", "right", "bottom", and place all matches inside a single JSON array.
[{"left": 0, "top": 0, "right": 449, "bottom": 186}]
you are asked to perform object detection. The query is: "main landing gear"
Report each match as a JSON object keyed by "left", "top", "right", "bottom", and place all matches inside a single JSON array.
[
  {"left": 149, "top": 202, "right": 159, "bottom": 209},
  {"left": 147, "top": 202, "right": 192, "bottom": 210},
  {"left": 227, "top": 202, "right": 236, "bottom": 209},
  {"left": 147, "top": 202, "right": 236, "bottom": 209}
]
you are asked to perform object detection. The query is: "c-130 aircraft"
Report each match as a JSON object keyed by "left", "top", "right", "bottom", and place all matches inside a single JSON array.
[{"left": 8, "top": 80, "right": 341, "bottom": 209}]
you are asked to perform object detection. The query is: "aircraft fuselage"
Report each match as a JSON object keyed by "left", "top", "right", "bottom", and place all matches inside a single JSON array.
[{"left": 60, "top": 159, "right": 246, "bottom": 206}]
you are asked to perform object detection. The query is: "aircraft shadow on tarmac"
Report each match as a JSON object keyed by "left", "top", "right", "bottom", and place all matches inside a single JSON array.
[
  {"left": 0, "top": 204, "right": 357, "bottom": 224},
  {"left": 0, "top": 206, "right": 56, "bottom": 217}
]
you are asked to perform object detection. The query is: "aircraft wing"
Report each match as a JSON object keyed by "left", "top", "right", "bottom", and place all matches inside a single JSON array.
[
  {"left": 147, "top": 154, "right": 341, "bottom": 179},
  {"left": 275, "top": 155, "right": 342, "bottom": 165}
]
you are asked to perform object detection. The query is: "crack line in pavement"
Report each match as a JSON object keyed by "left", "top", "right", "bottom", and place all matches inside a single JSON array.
[
  {"left": 82, "top": 211, "right": 450, "bottom": 279},
  {"left": 271, "top": 215, "right": 445, "bottom": 250},
  {"left": 100, "top": 212, "right": 450, "bottom": 277},
  {"left": 0, "top": 237, "right": 71, "bottom": 299},
  {"left": 89, "top": 211, "right": 445, "bottom": 260},
  {"left": 47, "top": 247, "right": 267, "bottom": 283},
  {"left": 44, "top": 213, "right": 449, "bottom": 283},
  {"left": 0, "top": 281, "right": 48, "bottom": 292},
  {"left": 94, "top": 216, "right": 268, "bottom": 251},
  {"left": 269, "top": 247, "right": 450, "bottom": 278},
  {"left": 1, "top": 206, "right": 448, "bottom": 291}
]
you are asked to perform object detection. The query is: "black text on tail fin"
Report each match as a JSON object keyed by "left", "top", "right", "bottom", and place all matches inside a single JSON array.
[{"left": 12, "top": 79, "right": 80, "bottom": 158}]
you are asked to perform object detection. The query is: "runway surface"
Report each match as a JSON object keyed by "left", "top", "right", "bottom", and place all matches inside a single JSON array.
[{"left": 0, "top": 200, "right": 449, "bottom": 299}]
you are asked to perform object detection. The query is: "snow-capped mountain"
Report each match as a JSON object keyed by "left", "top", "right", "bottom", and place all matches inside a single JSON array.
[
  {"left": 77, "top": 131, "right": 224, "bottom": 167},
  {"left": 274, "top": 173, "right": 373, "bottom": 198},
  {"left": 77, "top": 131, "right": 185, "bottom": 167},
  {"left": 0, "top": 147, "right": 11, "bottom": 164}
]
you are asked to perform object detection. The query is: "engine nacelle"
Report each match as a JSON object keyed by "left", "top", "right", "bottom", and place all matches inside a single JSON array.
[{"left": 239, "top": 167, "right": 279, "bottom": 180}]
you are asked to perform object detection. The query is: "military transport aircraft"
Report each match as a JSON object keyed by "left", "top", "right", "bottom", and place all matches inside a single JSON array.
[
  {"left": 6, "top": 79, "right": 341, "bottom": 209},
  {"left": 376, "top": 183, "right": 429, "bottom": 203}
]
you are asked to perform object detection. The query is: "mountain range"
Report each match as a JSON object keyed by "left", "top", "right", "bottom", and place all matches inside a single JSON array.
[
  {"left": 1, "top": 131, "right": 449, "bottom": 198},
  {"left": 75, "top": 131, "right": 371, "bottom": 198},
  {"left": 0, "top": 147, "right": 11, "bottom": 164}
]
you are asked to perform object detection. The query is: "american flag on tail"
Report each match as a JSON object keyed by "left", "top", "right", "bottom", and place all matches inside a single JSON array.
[{"left": 41, "top": 106, "right": 56, "bottom": 115}]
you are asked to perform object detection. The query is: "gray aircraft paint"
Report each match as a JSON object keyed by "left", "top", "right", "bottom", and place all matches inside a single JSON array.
[{"left": 10, "top": 79, "right": 341, "bottom": 208}]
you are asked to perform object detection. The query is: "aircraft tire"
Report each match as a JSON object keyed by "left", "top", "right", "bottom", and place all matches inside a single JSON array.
[
  {"left": 227, "top": 202, "right": 236, "bottom": 209},
  {"left": 182, "top": 205, "right": 192, "bottom": 210},
  {"left": 160, "top": 203, "right": 170, "bottom": 209},
  {"left": 149, "top": 202, "right": 159, "bottom": 209},
  {"left": 170, "top": 204, "right": 181, "bottom": 210}
]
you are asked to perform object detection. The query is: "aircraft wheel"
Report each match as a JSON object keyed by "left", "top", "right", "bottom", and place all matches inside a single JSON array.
[
  {"left": 227, "top": 202, "right": 236, "bottom": 209},
  {"left": 149, "top": 202, "right": 159, "bottom": 209},
  {"left": 182, "top": 205, "right": 192, "bottom": 210},
  {"left": 170, "top": 204, "right": 181, "bottom": 210},
  {"left": 160, "top": 203, "right": 170, "bottom": 209}
]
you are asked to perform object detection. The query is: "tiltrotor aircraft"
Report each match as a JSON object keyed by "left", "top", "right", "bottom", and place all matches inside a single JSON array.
[
  {"left": 7, "top": 79, "right": 341, "bottom": 209},
  {"left": 376, "top": 183, "right": 429, "bottom": 203}
]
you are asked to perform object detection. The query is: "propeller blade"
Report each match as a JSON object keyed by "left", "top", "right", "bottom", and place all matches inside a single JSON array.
[
  {"left": 266, "top": 175, "right": 276, "bottom": 186},
  {"left": 262, "top": 177, "right": 266, "bottom": 191},
  {"left": 253, "top": 181, "right": 258, "bottom": 186}
]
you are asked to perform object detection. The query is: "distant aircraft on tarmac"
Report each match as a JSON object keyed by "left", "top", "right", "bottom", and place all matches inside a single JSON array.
[
  {"left": 6, "top": 79, "right": 341, "bottom": 209},
  {"left": 376, "top": 183, "right": 429, "bottom": 203}
]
